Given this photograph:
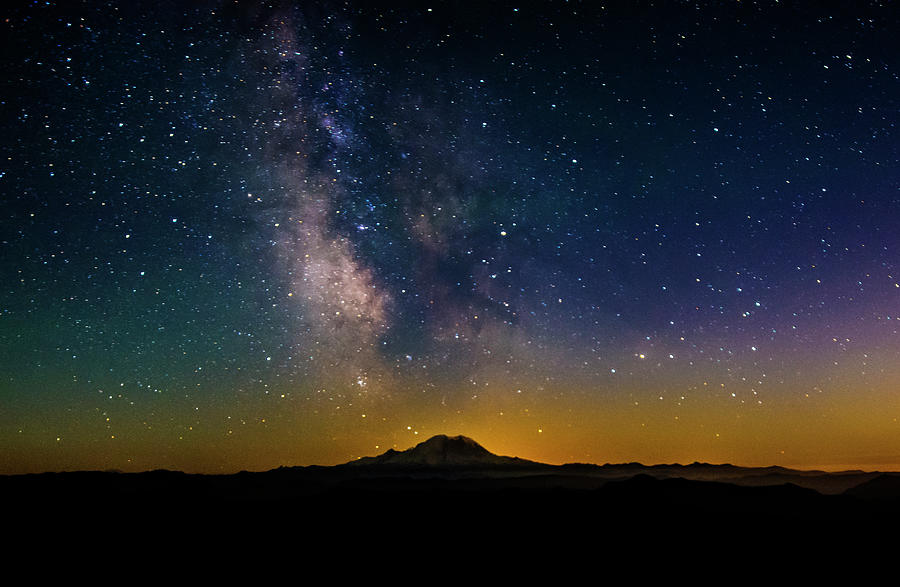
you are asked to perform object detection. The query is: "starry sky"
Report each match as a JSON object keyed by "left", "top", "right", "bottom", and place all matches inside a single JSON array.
[{"left": 2, "top": 0, "right": 899, "bottom": 474}]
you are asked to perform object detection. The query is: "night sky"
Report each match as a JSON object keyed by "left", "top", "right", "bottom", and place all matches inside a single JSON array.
[{"left": 2, "top": 1, "right": 898, "bottom": 474}]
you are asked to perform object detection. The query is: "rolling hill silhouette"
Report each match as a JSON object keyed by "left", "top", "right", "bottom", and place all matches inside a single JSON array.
[
  {"left": 3, "top": 434, "right": 899, "bottom": 536},
  {"left": 6, "top": 433, "right": 895, "bottom": 566}
]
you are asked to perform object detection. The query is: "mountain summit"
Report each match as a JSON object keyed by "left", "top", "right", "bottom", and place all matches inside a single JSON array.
[{"left": 347, "top": 434, "right": 540, "bottom": 468}]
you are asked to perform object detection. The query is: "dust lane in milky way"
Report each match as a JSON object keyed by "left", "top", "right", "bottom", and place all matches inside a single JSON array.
[{"left": 1, "top": 1, "right": 898, "bottom": 473}]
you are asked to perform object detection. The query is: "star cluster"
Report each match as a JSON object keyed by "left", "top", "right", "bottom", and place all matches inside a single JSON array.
[{"left": 2, "top": 1, "right": 898, "bottom": 473}]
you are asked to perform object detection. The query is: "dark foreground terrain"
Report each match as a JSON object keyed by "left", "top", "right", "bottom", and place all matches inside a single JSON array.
[{"left": 5, "top": 436, "right": 899, "bottom": 563}]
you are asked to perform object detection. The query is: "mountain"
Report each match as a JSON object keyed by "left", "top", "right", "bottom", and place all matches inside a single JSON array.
[
  {"left": 345, "top": 434, "right": 541, "bottom": 468},
  {"left": 844, "top": 473, "right": 900, "bottom": 500},
  {"left": 337, "top": 435, "right": 883, "bottom": 494}
]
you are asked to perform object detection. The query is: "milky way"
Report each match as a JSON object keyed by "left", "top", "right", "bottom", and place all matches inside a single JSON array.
[{"left": 2, "top": 1, "right": 898, "bottom": 473}]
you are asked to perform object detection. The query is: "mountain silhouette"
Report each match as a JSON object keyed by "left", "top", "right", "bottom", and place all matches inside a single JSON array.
[
  {"left": 844, "top": 473, "right": 900, "bottom": 500},
  {"left": 345, "top": 434, "right": 540, "bottom": 468},
  {"left": 4, "top": 433, "right": 899, "bottom": 539}
]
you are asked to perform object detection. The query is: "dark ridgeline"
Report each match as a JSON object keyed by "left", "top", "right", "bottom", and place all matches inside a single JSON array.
[{"left": 4, "top": 435, "right": 899, "bottom": 554}]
